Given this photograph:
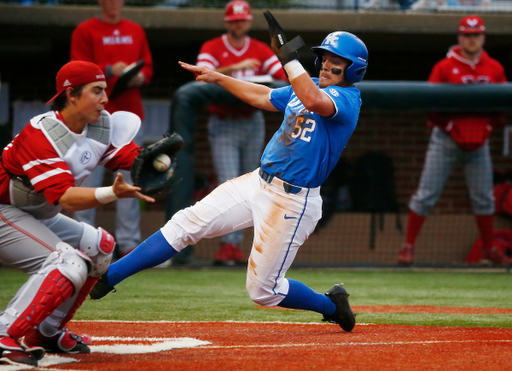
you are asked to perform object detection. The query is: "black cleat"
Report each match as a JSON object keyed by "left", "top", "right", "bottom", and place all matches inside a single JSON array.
[
  {"left": 89, "top": 273, "right": 116, "bottom": 300},
  {"left": 322, "top": 283, "right": 356, "bottom": 332}
]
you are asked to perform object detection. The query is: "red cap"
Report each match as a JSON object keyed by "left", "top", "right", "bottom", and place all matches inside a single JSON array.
[
  {"left": 47, "top": 61, "right": 106, "bottom": 105},
  {"left": 458, "top": 15, "right": 485, "bottom": 34},
  {"left": 224, "top": 0, "right": 253, "bottom": 22}
]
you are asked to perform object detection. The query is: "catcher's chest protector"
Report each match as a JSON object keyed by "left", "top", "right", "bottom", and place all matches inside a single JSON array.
[{"left": 11, "top": 112, "right": 112, "bottom": 219}]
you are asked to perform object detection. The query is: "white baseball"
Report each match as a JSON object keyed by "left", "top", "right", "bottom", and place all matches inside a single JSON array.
[{"left": 153, "top": 154, "right": 171, "bottom": 172}]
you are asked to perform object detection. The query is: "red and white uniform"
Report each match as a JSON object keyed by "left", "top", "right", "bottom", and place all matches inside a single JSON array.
[
  {"left": 0, "top": 111, "right": 139, "bottom": 216},
  {"left": 197, "top": 34, "right": 287, "bottom": 117},
  {"left": 427, "top": 45, "right": 507, "bottom": 150},
  {"left": 71, "top": 17, "right": 153, "bottom": 120},
  {"left": 0, "top": 111, "right": 139, "bottom": 343}
]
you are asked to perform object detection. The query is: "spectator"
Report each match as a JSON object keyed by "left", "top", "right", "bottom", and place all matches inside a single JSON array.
[
  {"left": 70, "top": 0, "right": 153, "bottom": 260},
  {"left": 398, "top": 16, "right": 508, "bottom": 265},
  {"left": 195, "top": 0, "right": 287, "bottom": 266}
]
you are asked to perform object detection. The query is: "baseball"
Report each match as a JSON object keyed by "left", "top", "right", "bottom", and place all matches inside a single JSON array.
[{"left": 153, "top": 154, "right": 171, "bottom": 172}]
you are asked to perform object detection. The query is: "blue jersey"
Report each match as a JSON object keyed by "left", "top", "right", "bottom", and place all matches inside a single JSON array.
[{"left": 261, "top": 78, "right": 361, "bottom": 188}]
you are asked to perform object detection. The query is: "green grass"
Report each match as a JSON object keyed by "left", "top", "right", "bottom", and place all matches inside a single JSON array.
[{"left": 1, "top": 268, "right": 511, "bottom": 328}]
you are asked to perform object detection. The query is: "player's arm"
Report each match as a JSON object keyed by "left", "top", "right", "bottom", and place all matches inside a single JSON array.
[
  {"left": 58, "top": 173, "right": 154, "bottom": 212},
  {"left": 287, "top": 70, "right": 335, "bottom": 117},
  {"left": 179, "top": 61, "right": 278, "bottom": 112},
  {"left": 263, "top": 11, "right": 335, "bottom": 117}
]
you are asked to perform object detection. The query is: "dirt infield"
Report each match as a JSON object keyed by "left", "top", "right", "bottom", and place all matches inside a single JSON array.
[{"left": 22, "top": 318, "right": 512, "bottom": 371}]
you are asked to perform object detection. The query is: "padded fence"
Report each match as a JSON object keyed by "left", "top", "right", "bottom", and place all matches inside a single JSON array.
[{"left": 162, "top": 82, "right": 512, "bottom": 267}]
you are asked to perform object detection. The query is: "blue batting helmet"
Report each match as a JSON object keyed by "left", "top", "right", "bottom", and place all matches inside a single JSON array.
[{"left": 311, "top": 31, "right": 368, "bottom": 83}]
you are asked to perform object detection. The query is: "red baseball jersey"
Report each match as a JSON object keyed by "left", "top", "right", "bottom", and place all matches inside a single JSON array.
[
  {"left": 197, "top": 34, "right": 287, "bottom": 117},
  {"left": 0, "top": 111, "right": 139, "bottom": 207},
  {"left": 428, "top": 45, "right": 507, "bottom": 150},
  {"left": 71, "top": 17, "right": 153, "bottom": 120}
]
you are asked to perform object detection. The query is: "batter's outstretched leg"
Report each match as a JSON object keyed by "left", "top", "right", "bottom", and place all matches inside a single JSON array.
[{"left": 90, "top": 230, "right": 178, "bottom": 299}]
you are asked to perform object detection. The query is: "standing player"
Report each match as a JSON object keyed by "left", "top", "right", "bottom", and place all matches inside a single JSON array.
[
  {"left": 0, "top": 61, "right": 155, "bottom": 366},
  {"left": 195, "top": 0, "right": 287, "bottom": 265},
  {"left": 71, "top": 0, "right": 154, "bottom": 259},
  {"left": 398, "top": 15, "right": 508, "bottom": 265},
  {"left": 91, "top": 13, "right": 368, "bottom": 333}
]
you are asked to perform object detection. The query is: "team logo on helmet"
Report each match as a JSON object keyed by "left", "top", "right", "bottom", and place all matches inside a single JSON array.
[{"left": 324, "top": 32, "right": 342, "bottom": 47}]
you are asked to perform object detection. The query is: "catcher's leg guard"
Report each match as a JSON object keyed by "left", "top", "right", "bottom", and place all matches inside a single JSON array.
[
  {"left": 59, "top": 276, "right": 100, "bottom": 331},
  {"left": 5, "top": 269, "right": 74, "bottom": 340}
]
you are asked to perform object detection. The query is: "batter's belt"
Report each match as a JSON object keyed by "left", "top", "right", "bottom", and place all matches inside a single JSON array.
[{"left": 259, "top": 169, "right": 303, "bottom": 195}]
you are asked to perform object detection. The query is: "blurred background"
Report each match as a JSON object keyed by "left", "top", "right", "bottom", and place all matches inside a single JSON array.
[{"left": 1, "top": 0, "right": 512, "bottom": 267}]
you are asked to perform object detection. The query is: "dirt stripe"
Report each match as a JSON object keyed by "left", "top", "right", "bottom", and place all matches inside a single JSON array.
[{"left": 61, "top": 321, "right": 512, "bottom": 371}]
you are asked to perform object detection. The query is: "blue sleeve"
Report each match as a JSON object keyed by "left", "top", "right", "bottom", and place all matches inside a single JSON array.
[
  {"left": 269, "top": 85, "right": 294, "bottom": 113},
  {"left": 321, "top": 86, "right": 360, "bottom": 123}
]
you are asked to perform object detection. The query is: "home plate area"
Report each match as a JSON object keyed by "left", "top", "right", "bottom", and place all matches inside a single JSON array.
[{"left": 5, "top": 320, "right": 512, "bottom": 370}]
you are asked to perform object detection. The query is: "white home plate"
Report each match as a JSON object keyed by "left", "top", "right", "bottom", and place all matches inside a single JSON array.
[
  {"left": 0, "top": 337, "right": 208, "bottom": 370},
  {"left": 90, "top": 336, "right": 210, "bottom": 354}
]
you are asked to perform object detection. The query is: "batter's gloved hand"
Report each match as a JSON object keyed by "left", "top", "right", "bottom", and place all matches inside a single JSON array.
[
  {"left": 264, "top": 10, "right": 305, "bottom": 67},
  {"left": 130, "top": 133, "right": 184, "bottom": 196}
]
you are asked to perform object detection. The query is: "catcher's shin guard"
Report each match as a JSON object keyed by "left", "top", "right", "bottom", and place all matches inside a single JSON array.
[
  {"left": 322, "top": 283, "right": 356, "bottom": 332},
  {"left": 59, "top": 276, "right": 100, "bottom": 330},
  {"left": 7, "top": 269, "right": 74, "bottom": 340}
]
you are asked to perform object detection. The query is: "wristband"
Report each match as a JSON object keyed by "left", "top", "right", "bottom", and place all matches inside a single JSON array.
[
  {"left": 284, "top": 60, "right": 307, "bottom": 81},
  {"left": 95, "top": 186, "right": 119, "bottom": 204}
]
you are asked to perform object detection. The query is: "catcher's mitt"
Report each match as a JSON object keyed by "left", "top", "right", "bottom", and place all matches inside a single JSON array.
[{"left": 131, "top": 133, "right": 184, "bottom": 195}]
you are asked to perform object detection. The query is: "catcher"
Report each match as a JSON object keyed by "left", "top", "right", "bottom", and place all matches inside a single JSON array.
[{"left": 0, "top": 60, "right": 182, "bottom": 366}]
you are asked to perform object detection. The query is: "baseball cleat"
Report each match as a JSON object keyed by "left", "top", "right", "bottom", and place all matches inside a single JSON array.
[
  {"left": 0, "top": 350, "right": 38, "bottom": 367},
  {"left": 0, "top": 336, "right": 44, "bottom": 366},
  {"left": 22, "top": 327, "right": 91, "bottom": 354},
  {"left": 322, "top": 283, "right": 356, "bottom": 332},
  {"left": 398, "top": 244, "right": 414, "bottom": 265},
  {"left": 89, "top": 273, "right": 116, "bottom": 300}
]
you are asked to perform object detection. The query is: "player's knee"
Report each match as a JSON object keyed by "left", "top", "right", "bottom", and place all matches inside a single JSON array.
[
  {"left": 246, "top": 281, "right": 282, "bottom": 307},
  {"left": 79, "top": 223, "right": 115, "bottom": 277},
  {"left": 51, "top": 242, "right": 91, "bottom": 290}
]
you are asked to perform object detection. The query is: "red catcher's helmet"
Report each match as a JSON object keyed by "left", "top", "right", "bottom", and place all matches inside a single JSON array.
[
  {"left": 224, "top": 0, "right": 253, "bottom": 22},
  {"left": 458, "top": 15, "right": 485, "bottom": 34}
]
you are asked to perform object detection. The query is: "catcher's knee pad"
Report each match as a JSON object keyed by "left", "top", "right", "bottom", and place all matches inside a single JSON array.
[
  {"left": 79, "top": 223, "right": 115, "bottom": 277},
  {"left": 5, "top": 268, "right": 74, "bottom": 339},
  {"left": 47, "top": 243, "right": 91, "bottom": 290}
]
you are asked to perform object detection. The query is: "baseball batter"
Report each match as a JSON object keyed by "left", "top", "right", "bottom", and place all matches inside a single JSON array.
[
  {"left": 398, "top": 15, "right": 507, "bottom": 265},
  {"left": 196, "top": 0, "right": 287, "bottom": 266},
  {"left": 92, "top": 18, "right": 368, "bottom": 332},
  {"left": 0, "top": 61, "right": 154, "bottom": 366}
]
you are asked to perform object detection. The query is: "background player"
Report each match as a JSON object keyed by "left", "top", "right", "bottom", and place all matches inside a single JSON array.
[
  {"left": 91, "top": 17, "right": 368, "bottom": 333},
  {"left": 195, "top": 0, "right": 287, "bottom": 265},
  {"left": 0, "top": 61, "right": 154, "bottom": 366},
  {"left": 398, "top": 15, "right": 508, "bottom": 265},
  {"left": 71, "top": 0, "right": 153, "bottom": 259}
]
